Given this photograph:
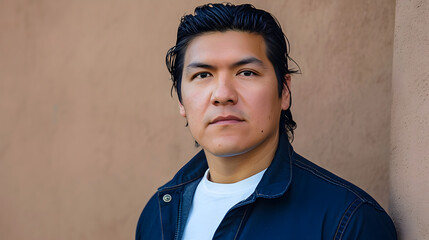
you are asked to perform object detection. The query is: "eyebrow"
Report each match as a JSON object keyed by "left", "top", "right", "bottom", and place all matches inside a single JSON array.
[
  {"left": 185, "top": 57, "right": 266, "bottom": 73},
  {"left": 231, "top": 57, "right": 265, "bottom": 68}
]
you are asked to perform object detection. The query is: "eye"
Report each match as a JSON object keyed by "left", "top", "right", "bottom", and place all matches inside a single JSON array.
[
  {"left": 193, "top": 72, "right": 212, "bottom": 79},
  {"left": 238, "top": 70, "right": 257, "bottom": 77}
]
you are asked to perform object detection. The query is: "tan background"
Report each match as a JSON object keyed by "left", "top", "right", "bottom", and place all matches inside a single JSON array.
[
  {"left": 390, "top": 0, "right": 429, "bottom": 239},
  {"left": 0, "top": 0, "right": 427, "bottom": 239}
]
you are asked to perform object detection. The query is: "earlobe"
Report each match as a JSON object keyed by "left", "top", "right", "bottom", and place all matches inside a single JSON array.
[
  {"left": 178, "top": 101, "right": 186, "bottom": 118},
  {"left": 281, "top": 74, "right": 292, "bottom": 110}
]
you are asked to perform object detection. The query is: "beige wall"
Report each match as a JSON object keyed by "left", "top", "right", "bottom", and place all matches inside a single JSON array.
[
  {"left": 390, "top": 0, "right": 429, "bottom": 239},
  {"left": 0, "top": 0, "right": 426, "bottom": 239},
  {"left": 271, "top": 0, "right": 395, "bottom": 208}
]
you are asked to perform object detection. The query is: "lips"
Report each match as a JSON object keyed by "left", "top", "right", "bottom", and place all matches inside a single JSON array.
[{"left": 210, "top": 115, "right": 244, "bottom": 125}]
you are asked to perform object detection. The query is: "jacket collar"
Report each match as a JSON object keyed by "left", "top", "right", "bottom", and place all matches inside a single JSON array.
[
  {"left": 158, "top": 150, "right": 208, "bottom": 191},
  {"left": 254, "top": 133, "right": 293, "bottom": 198},
  {"left": 158, "top": 134, "right": 293, "bottom": 198}
]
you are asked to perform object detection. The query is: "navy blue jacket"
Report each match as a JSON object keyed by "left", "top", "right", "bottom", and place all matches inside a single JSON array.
[{"left": 136, "top": 134, "right": 397, "bottom": 239}]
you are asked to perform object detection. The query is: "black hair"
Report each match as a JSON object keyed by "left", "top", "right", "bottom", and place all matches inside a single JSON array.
[{"left": 166, "top": 3, "right": 299, "bottom": 141}]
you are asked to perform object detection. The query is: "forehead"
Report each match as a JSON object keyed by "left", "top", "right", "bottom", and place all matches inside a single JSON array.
[{"left": 183, "top": 31, "right": 270, "bottom": 66}]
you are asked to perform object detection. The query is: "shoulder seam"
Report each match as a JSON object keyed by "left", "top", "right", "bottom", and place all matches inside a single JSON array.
[{"left": 292, "top": 158, "right": 367, "bottom": 202}]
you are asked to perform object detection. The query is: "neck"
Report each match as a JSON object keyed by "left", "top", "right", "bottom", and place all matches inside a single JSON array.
[{"left": 204, "top": 131, "right": 280, "bottom": 183}]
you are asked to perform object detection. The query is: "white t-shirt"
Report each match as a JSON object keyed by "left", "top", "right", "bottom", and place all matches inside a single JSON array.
[{"left": 182, "top": 168, "right": 266, "bottom": 240}]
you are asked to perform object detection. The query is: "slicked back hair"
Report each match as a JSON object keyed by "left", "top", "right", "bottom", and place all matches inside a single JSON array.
[{"left": 166, "top": 3, "right": 299, "bottom": 141}]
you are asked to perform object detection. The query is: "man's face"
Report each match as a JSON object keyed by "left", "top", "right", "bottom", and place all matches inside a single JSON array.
[{"left": 179, "top": 31, "right": 290, "bottom": 157}]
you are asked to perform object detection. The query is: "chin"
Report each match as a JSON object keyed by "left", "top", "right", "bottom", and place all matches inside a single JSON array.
[
  {"left": 205, "top": 142, "right": 257, "bottom": 158},
  {"left": 210, "top": 149, "right": 248, "bottom": 157}
]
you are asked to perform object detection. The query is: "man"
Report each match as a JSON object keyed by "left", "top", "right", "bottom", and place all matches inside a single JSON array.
[{"left": 136, "top": 3, "right": 397, "bottom": 240}]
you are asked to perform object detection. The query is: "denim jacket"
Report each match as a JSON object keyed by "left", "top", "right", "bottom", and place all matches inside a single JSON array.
[{"left": 136, "top": 134, "right": 397, "bottom": 239}]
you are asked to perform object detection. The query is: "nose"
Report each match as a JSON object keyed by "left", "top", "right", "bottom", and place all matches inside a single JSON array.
[{"left": 210, "top": 74, "right": 238, "bottom": 106}]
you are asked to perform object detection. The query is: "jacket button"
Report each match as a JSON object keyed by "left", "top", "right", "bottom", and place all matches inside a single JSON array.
[{"left": 162, "top": 194, "right": 172, "bottom": 203}]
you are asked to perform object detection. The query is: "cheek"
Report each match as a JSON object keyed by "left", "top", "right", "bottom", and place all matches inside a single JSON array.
[
  {"left": 248, "top": 88, "right": 281, "bottom": 113},
  {"left": 181, "top": 89, "right": 208, "bottom": 126},
  {"left": 246, "top": 89, "right": 282, "bottom": 128}
]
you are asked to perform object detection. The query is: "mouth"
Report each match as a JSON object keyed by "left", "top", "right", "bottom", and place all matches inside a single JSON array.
[{"left": 210, "top": 115, "right": 244, "bottom": 125}]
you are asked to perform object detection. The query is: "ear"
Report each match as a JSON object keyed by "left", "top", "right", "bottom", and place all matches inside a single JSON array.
[
  {"left": 178, "top": 101, "right": 186, "bottom": 118},
  {"left": 281, "top": 74, "right": 292, "bottom": 110}
]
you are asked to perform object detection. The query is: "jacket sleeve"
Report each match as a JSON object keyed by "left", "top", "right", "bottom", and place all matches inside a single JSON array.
[
  {"left": 339, "top": 202, "right": 397, "bottom": 240},
  {"left": 136, "top": 193, "right": 162, "bottom": 240}
]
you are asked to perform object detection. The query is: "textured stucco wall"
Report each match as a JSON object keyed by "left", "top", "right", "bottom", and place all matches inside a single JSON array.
[
  {"left": 390, "top": 0, "right": 429, "bottom": 239},
  {"left": 268, "top": 0, "right": 395, "bottom": 209},
  {"left": 0, "top": 0, "right": 396, "bottom": 239},
  {"left": 0, "top": 1, "right": 197, "bottom": 239}
]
